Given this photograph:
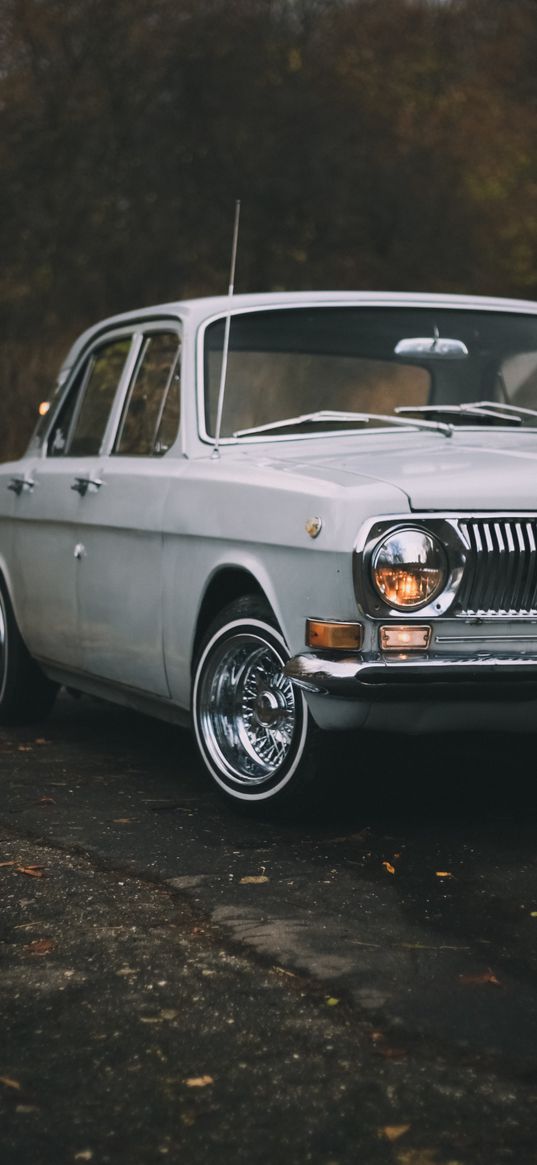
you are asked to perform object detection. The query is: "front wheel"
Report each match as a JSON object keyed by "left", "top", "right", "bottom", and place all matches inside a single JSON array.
[{"left": 192, "top": 597, "right": 323, "bottom": 812}]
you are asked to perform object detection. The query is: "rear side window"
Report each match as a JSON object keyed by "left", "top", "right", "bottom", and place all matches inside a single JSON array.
[
  {"left": 48, "top": 338, "right": 131, "bottom": 457},
  {"left": 114, "top": 332, "right": 181, "bottom": 456}
]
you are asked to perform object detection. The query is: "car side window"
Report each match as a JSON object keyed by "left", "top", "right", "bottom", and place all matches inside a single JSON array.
[
  {"left": 48, "top": 338, "right": 131, "bottom": 457},
  {"left": 114, "top": 332, "right": 181, "bottom": 457}
]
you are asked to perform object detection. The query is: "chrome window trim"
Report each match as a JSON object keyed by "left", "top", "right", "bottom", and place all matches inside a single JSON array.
[{"left": 195, "top": 302, "right": 537, "bottom": 446}]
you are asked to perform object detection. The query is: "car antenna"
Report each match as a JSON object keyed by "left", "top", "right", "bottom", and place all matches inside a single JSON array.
[{"left": 212, "top": 199, "right": 241, "bottom": 459}]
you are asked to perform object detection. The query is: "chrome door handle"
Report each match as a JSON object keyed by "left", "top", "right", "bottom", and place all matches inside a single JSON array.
[
  {"left": 71, "top": 476, "right": 103, "bottom": 497},
  {"left": 8, "top": 476, "right": 34, "bottom": 495}
]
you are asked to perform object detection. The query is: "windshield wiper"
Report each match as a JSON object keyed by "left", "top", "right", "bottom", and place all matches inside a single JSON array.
[
  {"left": 470, "top": 400, "right": 537, "bottom": 422},
  {"left": 233, "top": 409, "right": 453, "bottom": 438},
  {"left": 396, "top": 402, "right": 523, "bottom": 425}
]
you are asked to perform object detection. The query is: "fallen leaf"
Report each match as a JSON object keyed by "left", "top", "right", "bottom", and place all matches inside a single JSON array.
[
  {"left": 24, "top": 938, "right": 56, "bottom": 956},
  {"left": 184, "top": 1075, "right": 214, "bottom": 1088},
  {"left": 113, "top": 818, "right": 133, "bottom": 825},
  {"left": 459, "top": 968, "right": 503, "bottom": 987},
  {"left": 375, "top": 1043, "right": 408, "bottom": 1060},
  {"left": 382, "top": 1124, "right": 411, "bottom": 1142},
  {"left": 0, "top": 860, "right": 17, "bottom": 868},
  {"left": 325, "top": 996, "right": 340, "bottom": 1007},
  {"left": 273, "top": 966, "right": 297, "bottom": 978},
  {"left": 0, "top": 1077, "right": 21, "bottom": 1090},
  {"left": 34, "top": 738, "right": 51, "bottom": 745},
  {"left": 530, "top": 912, "right": 537, "bottom": 918},
  {"left": 139, "top": 1009, "right": 178, "bottom": 1024},
  {"left": 435, "top": 871, "right": 454, "bottom": 879},
  {"left": 239, "top": 875, "right": 269, "bottom": 884},
  {"left": 16, "top": 866, "right": 45, "bottom": 879},
  {"left": 396, "top": 1151, "right": 446, "bottom": 1165},
  {"left": 74, "top": 1153, "right": 94, "bottom": 1162},
  {"left": 382, "top": 861, "right": 396, "bottom": 876},
  {"left": 17, "top": 745, "right": 32, "bottom": 752}
]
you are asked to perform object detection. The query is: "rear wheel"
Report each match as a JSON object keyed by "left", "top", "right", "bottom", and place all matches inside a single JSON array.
[
  {"left": 0, "top": 579, "right": 58, "bottom": 724},
  {"left": 192, "top": 597, "right": 323, "bottom": 811}
]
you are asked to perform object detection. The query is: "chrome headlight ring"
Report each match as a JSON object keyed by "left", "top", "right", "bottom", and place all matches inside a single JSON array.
[
  {"left": 371, "top": 528, "right": 447, "bottom": 611},
  {"left": 354, "top": 516, "right": 468, "bottom": 618}
]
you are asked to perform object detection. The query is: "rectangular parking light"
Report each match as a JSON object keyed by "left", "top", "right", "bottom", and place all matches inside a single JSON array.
[
  {"left": 380, "top": 625, "right": 431, "bottom": 651},
  {"left": 306, "top": 619, "right": 363, "bottom": 650}
]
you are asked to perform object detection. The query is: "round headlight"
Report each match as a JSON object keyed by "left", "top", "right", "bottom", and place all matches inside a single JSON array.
[{"left": 371, "top": 528, "right": 447, "bottom": 610}]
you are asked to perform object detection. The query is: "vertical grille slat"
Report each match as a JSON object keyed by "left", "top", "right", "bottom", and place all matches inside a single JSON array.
[
  {"left": 457, "top": 517, "right": 537, "bottom": 615},
  {"left": 512, "top": 523, "right": 527, "bottom": 612},
  {"left": 520, "top": 523, "right": 536, "bottom": 613}
]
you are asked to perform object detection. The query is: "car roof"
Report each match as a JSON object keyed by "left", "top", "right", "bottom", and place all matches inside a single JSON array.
[{"left": 60, "top": 290, "right": 537, "bottom": 374}]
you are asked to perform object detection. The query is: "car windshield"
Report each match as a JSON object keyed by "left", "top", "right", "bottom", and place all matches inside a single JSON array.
[{"left": 203, "top": 306, "right": 537, "bottom": 439}]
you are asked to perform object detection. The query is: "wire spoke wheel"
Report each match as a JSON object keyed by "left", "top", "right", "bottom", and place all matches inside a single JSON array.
[
  {"left": 199, "top": 634, "right": 297, "bottom": 785},
  {"left": 193, "top": 600, "right": 316, "bottom": 806}
]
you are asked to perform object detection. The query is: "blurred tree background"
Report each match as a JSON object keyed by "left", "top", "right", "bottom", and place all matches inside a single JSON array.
[{"left": 2, "top": 0, "right": 537, "bottom": 458}]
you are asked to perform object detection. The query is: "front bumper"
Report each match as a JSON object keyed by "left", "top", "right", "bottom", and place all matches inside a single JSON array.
[{"left": 284, "top": 650, "right": 537, "bottom": 697}]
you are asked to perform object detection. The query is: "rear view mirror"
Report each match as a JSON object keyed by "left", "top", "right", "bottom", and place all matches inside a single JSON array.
[{"left": 394, "top": 335, "right": 469, "bottom": 360}]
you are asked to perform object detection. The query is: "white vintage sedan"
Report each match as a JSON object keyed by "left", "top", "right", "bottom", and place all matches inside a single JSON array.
[{"left": 2, "top": 291, "right": 537, "bottom": 809}]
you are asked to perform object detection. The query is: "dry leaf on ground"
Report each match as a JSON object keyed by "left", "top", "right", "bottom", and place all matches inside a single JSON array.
[
  {"left": 396, "top": 1152, "right": 438, "bottom": 1165},
  {"left": 382, "top": 861, "right": 396, "bottom": 875},
  {"left": 459, "top": 968, "right": 503, "bottom": 987},
  {"left": 0, "top": 1077, "right": 21, "bottom": 1090},
  {"left": 24, "top": 938, "right": 56, "bottom": 956},
  {"left": 379, "top": 1045, "right": 408, "bottom": 1060},
  {"left": 0, "top": 860, "right": 17, "bottom": 868},
  {"left": 239, "top": 875, "right": 269, "bottom": 884},
  {"left": 382, "top": 1125, "right": 411, "bottom": 1142},
  {"left": 16, "top": 865, "right": 45, "bottom": 878},
  {"left": 184, "top": 1075, "right": 214, "bottom": 1088},
  {"left": 435, "top": 871, "right": 454, "bottom": 879}
]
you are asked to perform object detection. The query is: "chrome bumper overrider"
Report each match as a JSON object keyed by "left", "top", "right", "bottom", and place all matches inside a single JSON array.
[{"left": 283, "top": 651, "right": 537, "bottom": 697}]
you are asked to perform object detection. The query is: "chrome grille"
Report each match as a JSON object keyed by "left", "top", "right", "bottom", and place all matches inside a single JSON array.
[{"left": 457, "top": 518, "right": 537, "bottom": 615}]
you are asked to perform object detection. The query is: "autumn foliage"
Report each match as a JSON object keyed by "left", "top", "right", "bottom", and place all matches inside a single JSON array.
[{"left": 2, "top": 0, "right": 537, "bottom": 458}]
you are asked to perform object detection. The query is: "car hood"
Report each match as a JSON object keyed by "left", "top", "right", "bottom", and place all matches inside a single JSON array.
[{"left": 250, "top": 429, "right": 537, "bottom": 511}]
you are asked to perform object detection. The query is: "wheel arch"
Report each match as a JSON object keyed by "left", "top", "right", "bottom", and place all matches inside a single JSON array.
[{"left": 192, "top": 565, "right": 277, "bottom": 667}]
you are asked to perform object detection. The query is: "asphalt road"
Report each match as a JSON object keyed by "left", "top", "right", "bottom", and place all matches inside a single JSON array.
[{"left": 1, "top": 693, "right": 537, "bottom": 1164}]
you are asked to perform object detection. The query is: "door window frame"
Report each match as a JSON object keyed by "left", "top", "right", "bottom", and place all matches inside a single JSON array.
[{"left": 40, "top": 319, "right": 183, "bottom": 459}]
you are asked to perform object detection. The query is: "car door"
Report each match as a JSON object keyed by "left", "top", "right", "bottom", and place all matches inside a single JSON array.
[
  {"left": 10, "top": 335, "right": 135, "bottom": 671},
  {"left": 76, "top": 326, "right": 182, "bottom": 696}
]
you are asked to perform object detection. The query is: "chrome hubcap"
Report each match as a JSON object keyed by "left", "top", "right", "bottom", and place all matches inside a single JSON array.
[{"left": 198, "top": 632, "right": 298, "bottom": 786}]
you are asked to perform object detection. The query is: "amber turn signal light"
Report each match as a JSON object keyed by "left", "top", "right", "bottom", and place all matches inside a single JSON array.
[
  {"left": 379, "top": 625, "right": 431, "bottom": 651},
  {"left": 306, "top": 619, "right": 363, "bottom": 650}
]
